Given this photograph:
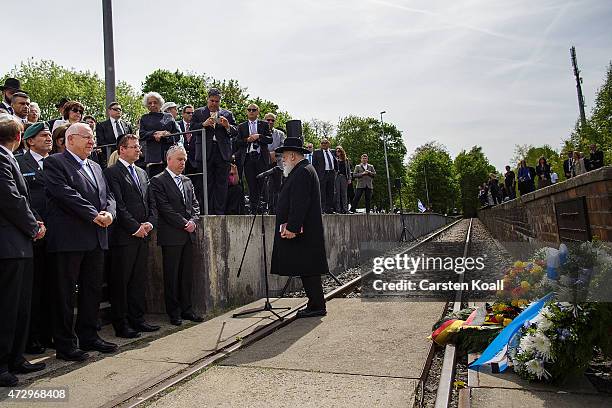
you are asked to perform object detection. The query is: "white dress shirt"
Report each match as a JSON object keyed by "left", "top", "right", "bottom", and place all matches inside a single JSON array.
[{"left": 29, "top": 150, "right": 46, "bottom": 170}]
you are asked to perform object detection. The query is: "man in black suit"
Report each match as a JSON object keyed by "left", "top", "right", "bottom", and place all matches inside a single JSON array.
[
  {"left": 237, "top": 104, "right": 273, "bottom": 214},
  {"left": 588, "top": 144, "right": 604, "bottom": 171},
  {"left": 178, "top": 105, "right": 202, "bottom": 203},
  {"left": 44, "top": 123, "right": 118, "bottom": 362},
  {"left": 312, "top": 138, "right": 338, "bottom": 213},
  {"left": 96, "top": 102, "right": 134, "bottom": 168},
  {"left": 150, "top": 145, "right": 203, "bottom": 325},
  {"left": 16, "top": 122, "right": 54, "bottom": 354},
  {"left": 190, "top": 88, "right": 238, "bottom": 214},
  {"left": 104, "top": 134, "right": 161, "bottom": 338},
  {"left": 562, "top": 151, "right": 573, "bottom": 179},
  {"left": 0, "top": 114, "right": 47, "bottom": 386}
]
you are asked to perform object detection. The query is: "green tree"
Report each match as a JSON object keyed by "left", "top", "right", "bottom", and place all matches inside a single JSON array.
[
  {"left": 141, "top": 69, "right": 210, "bottom": 109},
  {"left": 2, "top": 59, "right": 145, "bottom": 124},
  {"left": 454, "top": 146, "right": 496, "bottom": 217},
  {"left": 404, "top": 142, "right": 458, "bottom": 214},
  {"left": 335, "top": 115, "right": 407, "bottom": 211}
]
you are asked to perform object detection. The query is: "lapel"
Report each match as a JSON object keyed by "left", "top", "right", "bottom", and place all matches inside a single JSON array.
[
  {"left": 24, "top": 151, "right": 43, "bottom": 175},
  {"left": 162, "top": 170, "right": 186, "bottom": 207},
  {"left": 64, "top": 150, "right": 98, "bottom": 190},
  {"left": 136, "top": 167, "right": 147, "bottom": 198},
  {"left": 1, "top": 149, "right": 29, "bottom": 196},
  {"left": 118, "top": 162, "right": 143, "bottom": 197}
]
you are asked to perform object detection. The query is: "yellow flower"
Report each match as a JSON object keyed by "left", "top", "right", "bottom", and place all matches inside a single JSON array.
[
  {"left": 513, "top": 261, "right": 524, "bottom": 268},
  {"left": 531, "top": 265, "right": 543, "bottom": 274},
  {"left": 511, "top": 299, "right": 519, "bottom": 307},
  {"left": 503, "top": 318, "right": 513, "bottom": 327},
  {"left": 520, "top": 281, "right": 530, "bottom": 290}
]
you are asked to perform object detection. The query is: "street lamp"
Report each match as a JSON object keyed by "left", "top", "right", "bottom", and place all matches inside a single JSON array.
[{"left": 380, "top": 111, "right": 393, "bottom": 211}]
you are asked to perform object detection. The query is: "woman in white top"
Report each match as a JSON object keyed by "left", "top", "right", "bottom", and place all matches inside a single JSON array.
[{"left": 571, "top": 151, "right": 587, "bottom": 176}]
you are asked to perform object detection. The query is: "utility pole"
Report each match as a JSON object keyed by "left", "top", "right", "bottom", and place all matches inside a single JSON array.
[
  {"left": 380, "top": 111, "right": 393, "bottom": 211},
  {"left": 570, "top": 46, "right": 587, "bottom": 128},
  {"left": 102, "top": 0, "right": 116, "bottom": 107}
]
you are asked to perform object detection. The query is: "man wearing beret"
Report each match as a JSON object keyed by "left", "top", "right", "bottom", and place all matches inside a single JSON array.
[
  {"left": 17, "top": 122, "right": 54, "bottom": 354},
  {"left": 270, "top": 128, "right": 329, "bottom": 318}
]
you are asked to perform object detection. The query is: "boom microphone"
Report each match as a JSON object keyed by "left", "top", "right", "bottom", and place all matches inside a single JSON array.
[{"left": 256, "top": 166, "right": 282, "bottom": 179}]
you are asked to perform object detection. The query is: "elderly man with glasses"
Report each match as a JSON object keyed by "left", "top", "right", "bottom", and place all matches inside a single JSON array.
[
  {"left": 96, "top": 102, "right": 134, "bottom": 168},
  {"left": 44, "top": 123, "right": 118, "bottom": 362}
]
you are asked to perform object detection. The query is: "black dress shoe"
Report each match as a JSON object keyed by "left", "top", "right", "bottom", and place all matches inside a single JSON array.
[
  {"left": 115, "top": 327, "right": 141, "bottom": 339},
  {"left": 80, "top": 339, "right": 118, "bottom": 354},
  {"left": 10, "top": 360, "right": 46, "bottom": 374},
  {"left": 296, "top": 308, "right": 327, "bottom": 318},
  {"left": 131, "top": 322, "right": 161, "bottom": 332},
  {"left": 181, "top": 312, "right": 204, "bottom": 322},
  {"left": 25, "top": 341, "right": 46, "bottom": 355},
  {"left": 0, "top": 371, "right": 18, "bottom": 387},
  {"left": 56, "top": 349, "right": 89, "bottom": 362},
  {"left": 170, "top": 318, "right": 183, "bottom": 326}
]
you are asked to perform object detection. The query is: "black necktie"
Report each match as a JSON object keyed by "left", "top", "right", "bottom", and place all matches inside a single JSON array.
[
  {"left": 114, "top": 120, "right": 123, "bottom": 138},
  {"left": 324, "top": 150, "right": 332, "bottom": 170}
]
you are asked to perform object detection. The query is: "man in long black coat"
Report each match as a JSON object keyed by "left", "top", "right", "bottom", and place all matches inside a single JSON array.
[{"left": 271, "top": 136, "right": 329, "bottom": 318}]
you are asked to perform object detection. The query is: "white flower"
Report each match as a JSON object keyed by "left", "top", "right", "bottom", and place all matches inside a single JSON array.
[
  {"left": 532, "top": 333, "right": 553, "bottom": 361},
  {"left": 537, "top": 316, "right": 553, "bottom": 332},
  {"left": 525, "top": 358, "right": 550, "bottom": 380},
  {"left": 520, "top": 335, "right": 535, "bottom": 352}
]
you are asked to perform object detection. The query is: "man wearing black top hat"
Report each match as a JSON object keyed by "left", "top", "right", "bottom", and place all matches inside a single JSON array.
[
  {"left": 270, "top": 122, "right": 328, "bottom": 318},
  {"left": 1, "top": 78, "right": 26, "bottom": 115}
]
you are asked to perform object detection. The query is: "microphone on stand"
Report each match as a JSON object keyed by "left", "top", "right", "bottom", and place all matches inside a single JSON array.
[{"left": 256, "top": 166, "right": 282, "bottom": 179}]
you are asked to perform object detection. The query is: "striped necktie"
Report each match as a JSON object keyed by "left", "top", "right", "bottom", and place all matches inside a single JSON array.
[{"left": 175, "top": 175, "right": 186, "bottom": 202}]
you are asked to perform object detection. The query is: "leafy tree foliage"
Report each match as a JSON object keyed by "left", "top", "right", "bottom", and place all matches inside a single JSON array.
[
  {"left": 454, "top": 146, "right": 495, "bottom": 217},
  {"left": 404, "top": 142, "right": 458, "bottom": 214},
  {"left": 335, "top": 115, "right": 407, "bottom": 211},
  {"left": 2, "top": 59, "right": 145, "bottom": 124}
]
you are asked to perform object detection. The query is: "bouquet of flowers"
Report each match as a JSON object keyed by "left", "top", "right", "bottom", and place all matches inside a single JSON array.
[{"left": 496, "top": 260, "right": 545, "bottom": 302}]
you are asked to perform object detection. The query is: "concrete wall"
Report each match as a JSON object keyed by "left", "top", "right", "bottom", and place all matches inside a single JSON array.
[
  {"left": 145, "top": 213, "right": 452, "bottom": 315},
  {"left": 478, "top": 166, "right": 612, "bottom": 244}
]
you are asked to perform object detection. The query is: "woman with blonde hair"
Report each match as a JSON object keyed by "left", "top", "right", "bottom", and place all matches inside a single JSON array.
[{"left": 334, "top": 145, "right": 352, "bottom": 213}]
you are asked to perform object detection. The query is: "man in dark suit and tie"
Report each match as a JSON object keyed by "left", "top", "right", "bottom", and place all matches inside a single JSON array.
[
  {"left": 96, "top": 102, "right": 134, "bottom": 168},
  {"left": 16, "top": 122, "right": 54, "bottom": 354},
  {"left": 104, "top": 134, "right": 161, "bottom": 338},
  {"left": 312, "top": 138, "right": 338, "bottom": 213},
  {"left": 190, "top": 88, "right": 238, "bottom": 214},
  {"left": 0, "top": 114, "right": 47, "bottom": 386},
  {"left": 44, "top": 123, "right": 118, "bottom": 362},
  {"left": 178, "top": 105, "right": 202, "bottom": 204},
  {"left": 150, "top": 146, "right": 203, "bottom": 325},
  {"left": 237, "top": 104, "right": 273, "bottom": 214}
]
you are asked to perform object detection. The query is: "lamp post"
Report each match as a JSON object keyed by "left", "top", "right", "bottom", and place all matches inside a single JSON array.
[
  {"left": 102, "top": 0, "right": 116, "bottom": 107},
  {"left": 380, "top": 111, "right": 393, "bottom": 211}
]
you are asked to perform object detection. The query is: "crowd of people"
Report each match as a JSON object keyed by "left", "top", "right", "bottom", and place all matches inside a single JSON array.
[
  {"left": 0, "top": 77, "right": 381, "bottom": 386},
  {"left": 479, "top": 146, "right": 606, "bottom": 207}
]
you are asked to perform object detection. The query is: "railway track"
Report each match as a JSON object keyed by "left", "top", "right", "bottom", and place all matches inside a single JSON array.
[{"left": 115, "top": 218, "right": 482, "bottom": 408}]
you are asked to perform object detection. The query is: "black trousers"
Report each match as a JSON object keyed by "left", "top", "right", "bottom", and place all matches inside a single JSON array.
[
  {"left": 320, "top": 170, "right": 336, "bottom": 213},
  {"left": 109, "top": 241, "right": 148, "bottom": 330},
  {"left": 54, "top": 249, "right": 104, "bottom": 352},
  {"left": 207, "top": 143, "right": 230, "bottom": 215},
  {"left": 352, "top": 187, "right": 372, "bottom": 213},
  {"left": 28, "top": 242, "right": 54, "bottom": 346},
  {"left": 301, "top": 275, "right": 325, "bottom": 311},
  {"left": 268, "top": 166, "right": 283, "bottom": 215},
  {"left": 161, "top": 243, "right": 194, "bottom": 320},
  {"left": 244, "top": 153, "right": 267, "bottom": 214},
  {"left": 0, "top": 258, "right": 32, "bottom": 372}
]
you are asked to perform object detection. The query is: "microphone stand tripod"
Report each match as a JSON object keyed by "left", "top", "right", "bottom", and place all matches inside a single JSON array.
[
  {"left": 233, "top": 173, "right": 290, "bottom": 321},
  {"left": 397, "top": 179, "right": 416, "bottom": 242}
]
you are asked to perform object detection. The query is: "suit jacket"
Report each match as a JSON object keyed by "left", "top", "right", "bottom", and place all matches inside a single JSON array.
[
  {"left": 237, "top": 119, "right": 273, "bottom": 166},
  {"left": 563, "top": 158, "right": 572, "bottom": 178},
  {"left": 0, "top": 147, "right": 39, "bottom": 259},
  {"left": 104, "top": 162, "right": 157, "bottom": 246},
  {"left": 270, "top": 159, "right": 329, "bottom": 277},
  {"left": 150, "top": 170, "right": 200, "bottom": 246},
  {"left": 178, "top": 120, "right": 197, "bottom": 167},
  {"left": 17, "top": 151, "right": 48, "bottom": 220},
  {"left": 190, "top": 107, "right": 237, "bottom": 165},
  {"left": 312, "top": 149, "right": 338, "bottom": 179},
  {"left": 44, "top": 150, "right": 117, "bottom": 252},
  {"left": 353, "top": 163, "right": 376, "bottom": 189},
  {"left": 589, "top": 150, "right": 604, "bottom": 170},
  {"left": 96, "top": 118, "right": 134, "bottom": 167}
]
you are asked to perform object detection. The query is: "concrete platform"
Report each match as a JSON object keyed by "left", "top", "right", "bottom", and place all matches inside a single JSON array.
[
  {"left": 148, "top": 365, "right": 419, "bottom": 408},
  {"left": 223, "top": 299, "right": 446, "bottom": 379},
  {"left": 470, "top": 387, "right": 611, "bottom": 408},
  {"left": 2, "top": 298, "right": 305, "bottom": 408}
]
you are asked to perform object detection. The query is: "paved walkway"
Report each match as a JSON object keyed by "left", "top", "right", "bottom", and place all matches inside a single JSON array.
[
  {"left": 148, "top": 299, "right": 446, "bottom": 408},
  {"left": 468, "top": 357, "right": 611, "bottom": 408},
  {"left": 1, "top": 298, "right": 306, "bottom": 408}
]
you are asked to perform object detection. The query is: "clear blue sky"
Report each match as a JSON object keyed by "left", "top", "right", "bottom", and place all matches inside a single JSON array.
[{"left": 3, "top": 0, "right": 611, "bottom": 170}]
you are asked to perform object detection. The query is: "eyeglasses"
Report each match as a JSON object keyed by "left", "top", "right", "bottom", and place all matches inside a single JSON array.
[
  {"left": 184, "top": 111, "right": 194, "bottom": 115},
  {"left": 265, "top": 119, "right": 275, "bottom": 123},
  {"left": 110, "top": 107, "right": 122, "bottom": 112},
  {"left": 76, "top": 134, "right": 94, "bottom": 141},
  {"left": 125, "top": 145, "right": 141, "bottom": 150},
  {"left": 247, "top": 108, "right": 258, "bottom": 112},
  {"left": 71, "top": 108, "right": 84, "bottom": 114}
]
